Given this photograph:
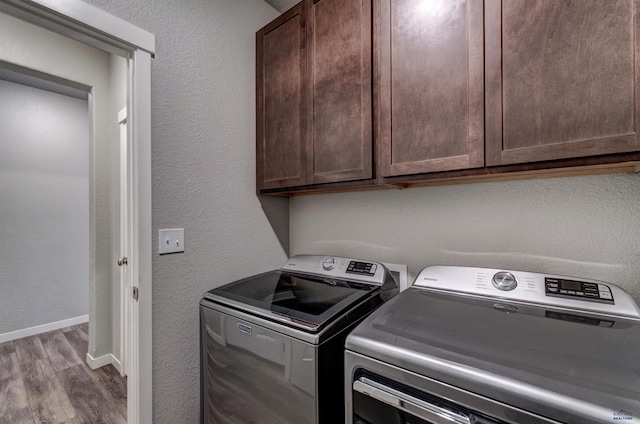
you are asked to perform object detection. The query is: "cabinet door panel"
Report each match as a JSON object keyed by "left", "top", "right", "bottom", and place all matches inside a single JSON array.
[
  {"left": 257, "top": 5, "right": 307, "bottom": 190},
  {"left": 486, "top": 0, "right": 640, "bottom": 166},
  {"left": 379, "top": 0, "right": 484, "bottom": 177},
  {"left": 308, "top": 0, "right": 373, "bottom": 184}
]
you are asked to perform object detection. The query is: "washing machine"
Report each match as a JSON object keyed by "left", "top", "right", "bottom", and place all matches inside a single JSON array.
[{"left": 200, "top": 254, "right": 399, "bottom": 424}]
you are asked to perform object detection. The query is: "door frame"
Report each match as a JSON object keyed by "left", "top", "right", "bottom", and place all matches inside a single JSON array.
[
  {"left": 0, "top": 1, "right": 155, "bottom": 423},
  {"left": 118, "top": 106, "right": 131, "bottom": 377}
]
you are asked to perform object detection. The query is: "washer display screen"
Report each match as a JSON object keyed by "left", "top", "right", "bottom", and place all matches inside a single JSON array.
[{"left": 560, "top": 280, "right": 582, "bottom": 291}]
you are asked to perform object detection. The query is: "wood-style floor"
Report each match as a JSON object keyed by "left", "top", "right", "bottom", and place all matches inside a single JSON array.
[{"left": 0, "top": 323, "right": 127, "bottom": 424}]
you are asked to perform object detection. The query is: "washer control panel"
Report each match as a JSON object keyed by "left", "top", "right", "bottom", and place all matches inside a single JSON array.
[
  {"left": 347, "top": 261, "right": 377, "bottom": 276},
  {"left": 413, "top": 265, "right": 640, "bottom": 318},
  {"left": 281, "top": 255, "right": 386, "bottom": 285},
  {"left": 545, "top": 278, "right": 614, "bottom": 304}
]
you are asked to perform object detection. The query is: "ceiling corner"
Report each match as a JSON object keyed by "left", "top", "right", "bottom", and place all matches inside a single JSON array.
[{"left": 263, "top": 0, "right": 299, "bottom": 13}]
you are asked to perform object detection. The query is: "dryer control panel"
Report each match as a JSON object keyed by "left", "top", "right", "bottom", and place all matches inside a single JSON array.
[
  {"left": 545, "top": 278, "right": 614, "bottom": 303},
  {"left": 414, "top": 266, "right": 640, "bottom": 318}
]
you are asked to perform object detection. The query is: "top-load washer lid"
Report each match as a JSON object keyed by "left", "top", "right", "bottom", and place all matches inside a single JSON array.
[
  {"left": 346, "top": 266, "right": 640, "bottom": 424},
  {"left": 203, "top": 255, "right": 397, "bottom": 333}
]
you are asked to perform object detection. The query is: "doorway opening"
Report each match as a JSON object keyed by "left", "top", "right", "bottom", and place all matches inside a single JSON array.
[
  {"left": 0, "top": 24, "right": 130, "bottom": 424},
  {"left": 0, "top": 1, "right": 155, "bottom": 423},
  {"left": 0, "top": 59, "right": 131, "bottom": 423}
]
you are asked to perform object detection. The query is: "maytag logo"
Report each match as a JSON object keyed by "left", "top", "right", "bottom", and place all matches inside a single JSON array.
[
  {"left": 238, "top": 323, "right": 252, "bottom": 335},
  {"left": 613, "top": 410, "right": 633, "bottom": 421},
  {"left": 424, "top": 277, "right": 438, "bottom": 282}
]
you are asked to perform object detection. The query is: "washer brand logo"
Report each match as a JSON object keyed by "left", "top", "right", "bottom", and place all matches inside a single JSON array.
[
  {"left": 424, "top": 277, "right": 438, "bottom": 281},
  {"left": 613, "top": 410, "right": 633, "bottom": 421},
  {"left": 238, "top": 323, "right": 252, "bottom": 335}
]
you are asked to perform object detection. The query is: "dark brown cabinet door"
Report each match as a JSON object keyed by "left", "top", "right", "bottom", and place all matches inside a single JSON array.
[
  {"left": 486, "top": 0, "right": 640, "bottom": 166},
  {"left": 257, "top": 4, "right": 307, "bottom": 191},
  {"left": 378, "top": 0, "right": 485, "bottom": 177},
  {"left": 307, "top": 0, "right": 373, "bottom": 184},
  {"left": 257, "top": 0, "right": 372, "bottom": 192}
]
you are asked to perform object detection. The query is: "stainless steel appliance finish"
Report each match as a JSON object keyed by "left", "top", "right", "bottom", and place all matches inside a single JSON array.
[
  {"left": 346, "top": 266, "right": 640, "bottom": 424},
  {"left": 200, "top": 255, "right": 398, "bottom": 424}
]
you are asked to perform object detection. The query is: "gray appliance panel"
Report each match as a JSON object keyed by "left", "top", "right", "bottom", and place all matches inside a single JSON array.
[
  {"left": 346, "top": 288, "right": 640, "bottom": 424},
  {"left": 201, "top": 305, "right": 317, "bottom": 424}
]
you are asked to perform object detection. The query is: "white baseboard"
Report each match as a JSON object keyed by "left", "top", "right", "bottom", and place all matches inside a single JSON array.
[
  {"left": 0, "top": 315, "right": 89, "bottom": 343},
  {"left": 86, "top": 351, "right": 123, "bottom": 373},
  {"left": 111, "top": 355, "right": 124, "bottom": 374}
]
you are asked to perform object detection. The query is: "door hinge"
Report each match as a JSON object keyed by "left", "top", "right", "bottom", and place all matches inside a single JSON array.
[{"left": 133, "top": 286, "right": 139, "bottom": 301}]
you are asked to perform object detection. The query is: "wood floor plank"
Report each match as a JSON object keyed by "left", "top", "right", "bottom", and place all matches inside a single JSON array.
[
  {"left": 0, "top": 350, "right": 20, "bottom": 381},
  {"left": 75, "top": 322, "right": 89, "bottom": 337},
  {"left": 0, "top": 406, "right": 34, "bottom": 424},
  {"left": 0, "top": 353, "right": 31, "bottom": 423},
  {"left": 0, "top": 341, "right": 15, "bottom": 357},
  {"left": 40, "top": 330, "right": 83, "bottom": 372},
  {"left": 62, "top": 323, "right": 88, "bottom": 336},
  {"left": 59, "top": 364, "right": 126, "bottom": 424},
  {"left": 14, "top": 336, "right": 47, "bottom": 365},
  {"left": 59, "top": 416, "right": 83, "bottom": 424},
  {"left": 21, "top": 359, "right": 76, "bottom": 424},
  {"left": 64, "top": 323, "right": 89, "bottom": 340},
  {"left": 2, "top": 324, "right": 126, "bottom": 424},
  {"left": 91, "top": 364, "right": 127, "bottom": 420},
  {"left": 62, "top": 328, "right": 88, "bottom": 362}
]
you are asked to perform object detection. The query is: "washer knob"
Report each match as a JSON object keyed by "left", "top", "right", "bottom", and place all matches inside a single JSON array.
[
  {"left": 322, "top": 257, "right": 336, "bottom": 271},
  {"left": 492, "top": 272, "right": 517, "bottom": 291}
]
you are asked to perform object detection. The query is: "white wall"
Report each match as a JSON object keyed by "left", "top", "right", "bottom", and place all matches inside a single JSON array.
[
  {"left": 0, "top": 12, "right": 121, "bottom": 360},
  {"left": 290, "top": 173, "right": 640, "bottom": 301},
  {"left": 79, "top": 1, "right": 287, "bottom": 422},
  {"left": 0, "top": 79, "right": 89, "bottom": 333}
]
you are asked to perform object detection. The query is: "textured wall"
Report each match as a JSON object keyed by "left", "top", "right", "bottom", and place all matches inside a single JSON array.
[
  {"left": 0, "top": 12, "right": 117, "bottom": 359},
  {"left": 291, "top": 173, "right": 640, "bottom": 301},
  {"left": 76, "top": 1, "right": 287, "bottom": 422},
  {"left": 0, "top": 79, "right": 89, "bottom": 333}
]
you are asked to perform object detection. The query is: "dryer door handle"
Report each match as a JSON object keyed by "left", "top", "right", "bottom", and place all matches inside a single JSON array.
[{"left": 354, "top": 377, "right": 471, "bottom": 424}]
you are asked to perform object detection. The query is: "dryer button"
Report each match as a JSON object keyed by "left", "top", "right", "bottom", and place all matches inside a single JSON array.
[
  {"left": 492, "top": 272, "right": 518, "bottom": 291},
  {"left": 322, "top": 257, "right": 336, "bottom": 271}
]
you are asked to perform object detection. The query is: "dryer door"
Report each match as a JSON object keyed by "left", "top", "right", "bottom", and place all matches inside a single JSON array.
[{"left": 353, "top": 376, "right": 480, "bottom": 424}]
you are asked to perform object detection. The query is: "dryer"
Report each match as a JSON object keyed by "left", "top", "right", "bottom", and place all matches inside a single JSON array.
[{"left": 345, "top": 266, "right": 640, "bottom": 424}]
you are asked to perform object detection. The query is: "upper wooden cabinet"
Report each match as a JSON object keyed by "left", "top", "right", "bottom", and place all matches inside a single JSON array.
[
  {"left": 257, "top": 0, "right": 372, "bottom": 192},
  {"left": 485, "top": 0, "right": 640, "bottom": 166},
  {"left": 258, "top": 0, "right": 640, "bottom": 194},
  {"left": 377, "top": 0, "right": 485, "bottom": 177}
]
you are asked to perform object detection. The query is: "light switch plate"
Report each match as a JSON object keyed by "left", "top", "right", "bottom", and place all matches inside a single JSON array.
[{"left": 159, "top": 228, "right": 184, "bottom": 254}]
